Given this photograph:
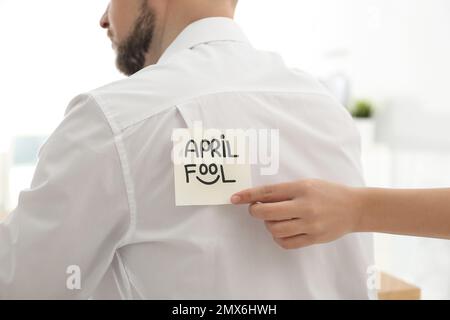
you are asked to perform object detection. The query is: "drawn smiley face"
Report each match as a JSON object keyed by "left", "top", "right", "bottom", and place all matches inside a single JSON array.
[{"left": 196, "top": 163, "right": 220, "bottom": 185}]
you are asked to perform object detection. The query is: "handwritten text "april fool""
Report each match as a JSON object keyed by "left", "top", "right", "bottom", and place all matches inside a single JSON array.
[{"left": 183, "top": 134, "right": 239, "bottom": 185}]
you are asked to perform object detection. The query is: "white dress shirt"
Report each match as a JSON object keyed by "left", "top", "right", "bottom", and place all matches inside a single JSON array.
[{"left": 0, "top": 17, "right": 374, "bottom": 299}]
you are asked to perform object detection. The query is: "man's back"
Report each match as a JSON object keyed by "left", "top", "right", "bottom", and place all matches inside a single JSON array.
[
  {"left": 0, "top": 17, "right": 373, "bottom": 299},
  {"left": 90, "top": 18, "right": 373, "bottom": 299}
]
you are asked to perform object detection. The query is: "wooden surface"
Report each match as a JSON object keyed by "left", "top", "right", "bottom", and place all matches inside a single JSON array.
[{"left": 378, "top": 272, "right": 421, "bottom": 300}]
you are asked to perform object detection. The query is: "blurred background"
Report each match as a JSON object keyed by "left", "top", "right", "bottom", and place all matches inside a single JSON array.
[{"left": 0, "top": 0, "right": 449, "bottom": 299}]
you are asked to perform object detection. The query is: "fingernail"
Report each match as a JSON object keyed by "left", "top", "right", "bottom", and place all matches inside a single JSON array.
[{"left": 230, "top": 195, "right": 241, "bottom": 204}]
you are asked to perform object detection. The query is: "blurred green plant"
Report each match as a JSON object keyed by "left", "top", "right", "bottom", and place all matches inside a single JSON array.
[{"left": 350, "top": 100, "right": 374, "bottom": 118}]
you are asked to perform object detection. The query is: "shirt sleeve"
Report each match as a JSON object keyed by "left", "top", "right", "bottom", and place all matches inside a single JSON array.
[{"left": 0, "top": 94, "right": 131, "bottom": 299}]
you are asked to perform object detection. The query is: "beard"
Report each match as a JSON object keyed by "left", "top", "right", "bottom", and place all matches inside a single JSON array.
[{"left": 115, "top": 4, "right": 156, "bottom": 76}]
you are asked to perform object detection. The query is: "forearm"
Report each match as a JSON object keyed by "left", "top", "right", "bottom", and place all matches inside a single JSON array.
[{"left": 354, "top": 188, "right": 450, "bottom": 239}]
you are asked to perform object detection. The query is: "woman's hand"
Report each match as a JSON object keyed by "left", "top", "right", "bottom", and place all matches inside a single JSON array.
[{"left": 231, "top": 180, "right": 363, "bottom": 250}]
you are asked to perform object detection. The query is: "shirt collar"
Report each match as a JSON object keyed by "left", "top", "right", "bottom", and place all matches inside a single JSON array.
[{"left": 157, "top": 17, "right": 251, "bottom": 64}]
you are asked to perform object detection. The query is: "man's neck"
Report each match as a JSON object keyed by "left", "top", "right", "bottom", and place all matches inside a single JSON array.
[{"left": 144, "top": 4, "right": 236, "bottom": 66}]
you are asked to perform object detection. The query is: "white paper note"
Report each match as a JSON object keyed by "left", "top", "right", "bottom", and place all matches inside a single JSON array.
[{"left": 172, "top": 127, "right": 252, "bottom": 206}]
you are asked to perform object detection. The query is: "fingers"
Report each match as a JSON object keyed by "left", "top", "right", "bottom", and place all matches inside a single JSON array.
[
  {"left": 265, "top": 219, "right": 308, "bottom": 238},
  {"left": 230, "top": 180, "right": 320, "bottom": 250},
  {"left": 231, "top": 182, "right": 300, "bottom": 204},
  {"left": 249, "top": 200, "right": 306, "bottom": 221},
  {"left": 273, "top": 234, "right": 316, "bottom": 250},
  {"left": 250, "top": 202, "right": 319, "bottom": 250}
]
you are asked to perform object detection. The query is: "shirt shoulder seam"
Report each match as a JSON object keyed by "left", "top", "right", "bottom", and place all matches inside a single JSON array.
[{"left": 119, "top": 89, "right": 335, "bottom": 132}]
